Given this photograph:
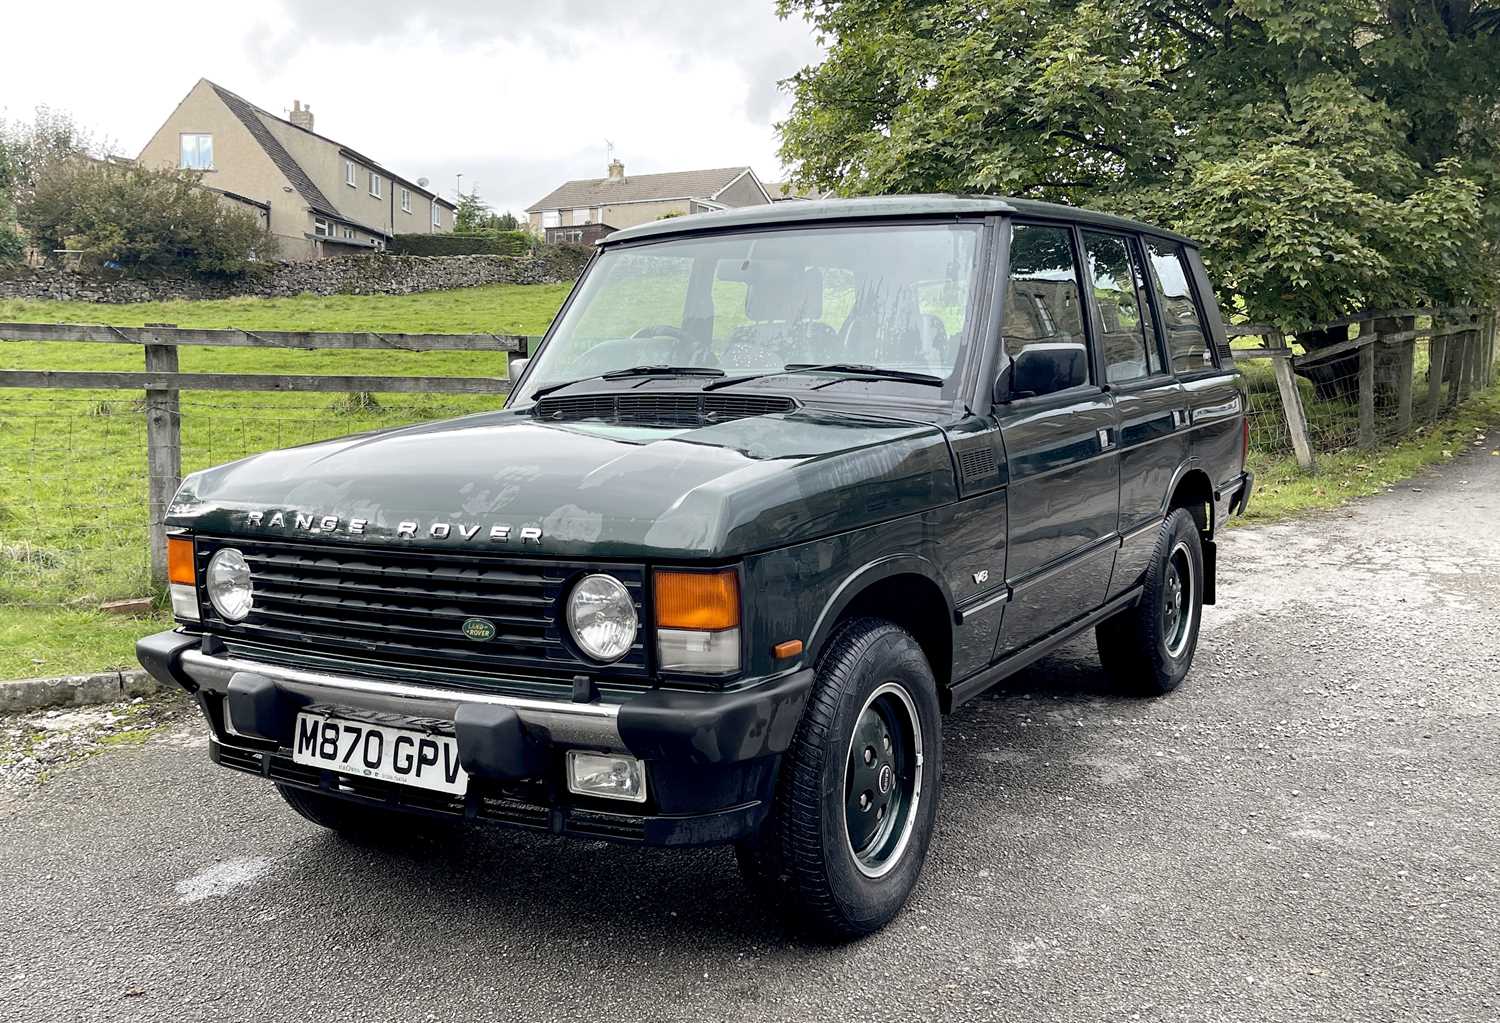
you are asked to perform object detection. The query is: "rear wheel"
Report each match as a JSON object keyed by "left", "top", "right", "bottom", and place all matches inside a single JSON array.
[
  {"left": 1096, "top": 507, "right": 1204, "bottom": 695},
  {"left": 736, "top": 618, "right": 943, "bottom": 940}
]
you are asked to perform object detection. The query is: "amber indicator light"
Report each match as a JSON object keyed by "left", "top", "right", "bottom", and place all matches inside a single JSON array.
[
  {"left": 772, "top": 639, "right": 804, "bottom": 659},
  {"left": 167, "top": 536, "right": 196, "bottom": 585},
  {"left": 654, "top": 569, "right": 740, "bottom": 630}
]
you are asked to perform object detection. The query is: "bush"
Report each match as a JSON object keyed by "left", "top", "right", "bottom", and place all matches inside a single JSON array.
[
  {"left": 18, "top": 159, "right": 275, "bottom": 276},
  {"left": 389, "top": 231, "right": 531, "bottom": 257}
]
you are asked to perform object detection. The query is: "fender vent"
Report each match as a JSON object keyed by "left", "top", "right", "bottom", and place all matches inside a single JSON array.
[
  {"left": 958, "top": 446, "right": 999, "bottom": 484},
  {"left": 534, "top": 392, "right": 796, "bottom": 426}
]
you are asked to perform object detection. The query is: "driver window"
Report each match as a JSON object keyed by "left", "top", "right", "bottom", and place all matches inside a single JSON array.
[{"left": 1002, "top": 224, "right": 1090, "bottom": 398}]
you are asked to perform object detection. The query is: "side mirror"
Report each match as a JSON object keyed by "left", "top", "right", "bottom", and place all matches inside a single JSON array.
[
  {"left": 992, "top": 359, "right": 1014, "bottom": 406},
  {"left": 508, "top": 356, "right": 529, "bottom": 381}
]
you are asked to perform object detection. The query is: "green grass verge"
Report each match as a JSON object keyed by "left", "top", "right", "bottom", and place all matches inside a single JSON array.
[{"left": 1241, "top": 385, "right": 1500, "bottom": 524}]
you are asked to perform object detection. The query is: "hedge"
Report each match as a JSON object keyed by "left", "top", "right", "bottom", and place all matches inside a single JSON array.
[{"left": 389, "top": 231, "right": 531, "bottom": 257}]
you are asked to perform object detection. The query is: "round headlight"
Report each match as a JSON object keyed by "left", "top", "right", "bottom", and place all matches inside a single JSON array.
[
  {"left": 206, "top": 547, "right": 254, "bottom": 622},
  {"left": 566, "top": 573, "right": 637, "bottom": 662}
]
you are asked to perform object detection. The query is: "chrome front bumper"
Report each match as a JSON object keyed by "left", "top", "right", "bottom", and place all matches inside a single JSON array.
[{"left": 175, "top": 647, "right": 627, "bottom": 750}]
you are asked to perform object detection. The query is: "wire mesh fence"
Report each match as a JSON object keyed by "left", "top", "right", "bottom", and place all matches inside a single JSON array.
[{"left": 1235, "top": 308, "right": 1497, "bottom": 466}]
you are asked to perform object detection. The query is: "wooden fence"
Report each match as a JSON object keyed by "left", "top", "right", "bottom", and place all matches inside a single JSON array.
[
  {"left": 2, "top": 308, "right": 1497, "bottom": 588},
  {"left": 1227, "top": 306, "right": 1497, "bottom": 470},
  {"left": 0, "top": 322, "right": 537, "bottom": 585}
]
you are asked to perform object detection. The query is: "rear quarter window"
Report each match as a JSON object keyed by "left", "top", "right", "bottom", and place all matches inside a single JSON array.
[{"left": 1145, "top": 240, "right": 1216, "bottom": 374}]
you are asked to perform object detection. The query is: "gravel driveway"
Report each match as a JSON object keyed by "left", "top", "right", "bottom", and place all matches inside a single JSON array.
[{"left": 2, "top": 445, "right": 1497, "bottom": 1023}]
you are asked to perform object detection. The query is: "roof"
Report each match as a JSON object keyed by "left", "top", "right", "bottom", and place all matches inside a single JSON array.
[
  {"left": 211, "top": 83, "right": 341, "bottom": 221},
  {"left": 526, "top": 166, "right": 754, "bottom": 213},
  {"left": 207, "top": 82, "right": 456, "bottom": 219},
  {"left": 601, "top": 195, "right": 1200, "bottom": 247}
]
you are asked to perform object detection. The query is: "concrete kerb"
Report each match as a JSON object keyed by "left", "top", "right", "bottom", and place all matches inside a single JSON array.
[{"left": 0, "top": 669, "right": 169, "bottom": 715}]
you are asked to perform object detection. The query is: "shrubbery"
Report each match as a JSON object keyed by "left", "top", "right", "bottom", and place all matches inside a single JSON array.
[
  {"left": 389, "top": 231, "right": 531, "bottom": 257},
  {"left": 18, "top": 160, "right": 274, "bottom": 276}
]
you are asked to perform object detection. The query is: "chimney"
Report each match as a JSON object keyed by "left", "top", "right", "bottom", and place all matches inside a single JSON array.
[
  {"left": 607, "top": 159, "right": 624, "bottom": 180},
  {"left": 290, "top": 99, "right": 314, "bottom": 132}
]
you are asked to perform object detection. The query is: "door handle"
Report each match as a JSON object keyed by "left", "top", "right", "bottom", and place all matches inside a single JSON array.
[{"left": 1097, "top": 427, "right": 1114, "bottom": 451}]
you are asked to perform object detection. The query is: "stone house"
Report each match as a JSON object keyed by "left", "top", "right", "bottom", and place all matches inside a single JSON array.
[
  {"left": 526, "top": 161, "right": 771, "bottom": 240},
  {"left": 137, "top": 79, "right": 456, "bottom": 260}
]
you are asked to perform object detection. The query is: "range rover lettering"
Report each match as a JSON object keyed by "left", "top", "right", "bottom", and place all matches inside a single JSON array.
[{"left": 138, "top": 196, "right": 1251, "bottom": 940}]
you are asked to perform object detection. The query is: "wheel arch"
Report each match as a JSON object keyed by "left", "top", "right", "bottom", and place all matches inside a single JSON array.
[
  {"left": 1165, "top": 463, "right": 1216, "bottom": 537},
  {"left": 807, "top": 556, "right": 956, "bottom": 690}
]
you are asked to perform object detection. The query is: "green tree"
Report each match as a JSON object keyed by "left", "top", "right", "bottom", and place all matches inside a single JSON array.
[
  {"left": 0, "top": 106, "right": 94, "bottom": 266},
  {"left": 776, "top": 0, "right": 1500, "bottom": 334},
  {"left": 19, "top": 159, "right": 275, "bottom": 275},
  {"left": 454, "top": 188, "right": 521, "bottom": 233}
]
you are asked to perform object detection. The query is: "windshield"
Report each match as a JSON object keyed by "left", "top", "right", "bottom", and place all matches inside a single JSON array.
[{"left": 514, "top": 222, "right": 982, "bottom": 403}]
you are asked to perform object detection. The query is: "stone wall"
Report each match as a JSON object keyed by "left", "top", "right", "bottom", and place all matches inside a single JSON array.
[{"left": 0, "top": 248, "right": 590, "bottom": 304}]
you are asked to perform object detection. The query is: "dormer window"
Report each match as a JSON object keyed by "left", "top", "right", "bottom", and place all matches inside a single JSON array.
[
  {"left": 369, "top": 173, "right": 382, "bottom": 198},
  {"left": 432, "top": 204, "right": 442, "bottom": 229},
  {"left": 401, "top": 187, "right": 412, "bottom": 213},
  {"left": 345, "top": 160, "right": 356, "bottom": 187}
]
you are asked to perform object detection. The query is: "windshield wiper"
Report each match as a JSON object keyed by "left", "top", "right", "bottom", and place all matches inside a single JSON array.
[
  {"left": 530, "top": 364, "right": 725, "bottom": 399},
  {"left": 702, "top": 362, "right": 943, "bottom": 392}
]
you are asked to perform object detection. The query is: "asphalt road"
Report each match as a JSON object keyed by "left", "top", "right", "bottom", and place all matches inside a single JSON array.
[{"left": 3, "top": 445, "right": 1498, "bottom": 1023}]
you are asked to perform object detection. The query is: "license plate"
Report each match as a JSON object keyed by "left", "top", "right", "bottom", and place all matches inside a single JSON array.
[{"left": 291, "top": 712, "right": 468, "bottom": 796}]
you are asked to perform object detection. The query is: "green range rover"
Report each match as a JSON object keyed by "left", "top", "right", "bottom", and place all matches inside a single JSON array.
[{"left": 137, "top": 196, "right": 1251, "bottom": 939}]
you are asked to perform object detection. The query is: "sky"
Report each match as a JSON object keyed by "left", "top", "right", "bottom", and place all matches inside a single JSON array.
[{"left": 0, "top": 0, "right": 825, "bottom": 216}]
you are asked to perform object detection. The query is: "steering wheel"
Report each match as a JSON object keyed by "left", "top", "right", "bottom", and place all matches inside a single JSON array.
[
  {"left": 632, "top": 324, "right": 687, "bottom": 341},
  {"left": 631, "top": 324, "right": 718, "bottom": 367}
]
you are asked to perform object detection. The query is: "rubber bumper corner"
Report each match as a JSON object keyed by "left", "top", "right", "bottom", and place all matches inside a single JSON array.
[{"left": 616, "top": 668, "right": 814, "bottom": 765}]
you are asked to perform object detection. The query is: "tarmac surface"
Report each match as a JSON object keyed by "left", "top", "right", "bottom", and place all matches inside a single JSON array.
[{"left": 2, "top": 444, "right": 1497, "bottom": 1022}]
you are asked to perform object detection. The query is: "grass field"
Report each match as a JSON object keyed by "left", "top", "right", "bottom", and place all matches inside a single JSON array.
[
  {"left": 0, "top": 282, "right": 1495, "bottom": 679},
  {"left": 0, "top": 283, "right": 569, "bottom": 679}
]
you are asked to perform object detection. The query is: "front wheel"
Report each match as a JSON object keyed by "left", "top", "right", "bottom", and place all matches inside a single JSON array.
[
  {"left": 736, "top": 618, "right": 943, "bottom": 941},
  {"left": 1095, "top": 506, "right": 1205, "bottom": 695}
]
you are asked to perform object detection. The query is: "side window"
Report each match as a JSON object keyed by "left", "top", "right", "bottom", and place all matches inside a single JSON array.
[
  {"left": 1003, "top": 224, "right": 1090, "bottom": 397},
  {"left": 1082, "top": 232, "right": 1160, "bottom": 384},
  {"left": 1145, "top": 240, "right": 1214, "bottom": 374}
]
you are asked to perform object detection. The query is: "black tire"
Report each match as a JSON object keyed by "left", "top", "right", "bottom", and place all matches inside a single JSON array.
[
  {"left": 1095, "top": 506, "right": 1205, "bottom": 696},
  {"left": 735, "top": 618, "right": 943, "bottom": 941},
  {"left": 276, "top": 784, "right": 426, "bottom": 842}
]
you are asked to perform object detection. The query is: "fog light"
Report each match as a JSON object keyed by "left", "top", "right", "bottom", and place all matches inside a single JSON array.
[{"left": 566, "top": 751, "right": 647, "bottom": 803}]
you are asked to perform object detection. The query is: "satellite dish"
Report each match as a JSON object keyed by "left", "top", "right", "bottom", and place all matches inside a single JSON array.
[{"left": 417, "top": 177, "right": 429, "bottom": 188}]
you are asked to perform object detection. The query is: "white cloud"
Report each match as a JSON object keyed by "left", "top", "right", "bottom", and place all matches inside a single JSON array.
[{"left": 0, "top": 0, "right": 823, "bottom": 215}]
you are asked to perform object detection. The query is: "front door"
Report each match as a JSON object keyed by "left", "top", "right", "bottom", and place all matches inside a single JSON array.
[{"left": 993, "top": 222, "right": 1120, "bottom": 656}]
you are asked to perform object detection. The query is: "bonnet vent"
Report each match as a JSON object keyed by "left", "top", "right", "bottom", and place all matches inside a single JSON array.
[{"left": 534, "top": 392, "right": 796, "bottom": 427}]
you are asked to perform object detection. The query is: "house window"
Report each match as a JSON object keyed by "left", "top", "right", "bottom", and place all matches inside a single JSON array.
[
  {"left": 573, "top": 208, "right": 591, "bottom": 226},
  {"left": 313, "top": 217, "right": 332, "bottom": 237},
  {"left": 432, "top": 204, "right": 442, "bottom": 229},
  {"left": 541, "top": 210, "right": 561, "bottom": 229},
  {"left": 401, "top": 188, "right": 412, "bottom": 214},
  {"left": 369, "top": 172, "right": 382, "bottom": 198},
  {"left": 179, "top": 134, "right": 213, "bottom": 170},
  {"left": 342, "top": 226, "right": 355, "bottom": 239},
  {"left": 345, "top": 160, "right": 356, "bottom": 187}
]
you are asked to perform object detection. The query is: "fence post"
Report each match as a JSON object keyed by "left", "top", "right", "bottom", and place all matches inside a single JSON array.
[
  {"left": 1357, "top": 329, "right": 1376, "bottom": 449},
  {"left": 143, "top": 325, "right": 182, "bottom": 588},
  {"left": 1265, "top": 331, "right": 1315, "bottom": 470},
  {"left": 1429, "top": 331, "right": 1447, "bottom": 421},
  {"left": 1392, "top": 316, "right": 1416, "bottom": 434}
]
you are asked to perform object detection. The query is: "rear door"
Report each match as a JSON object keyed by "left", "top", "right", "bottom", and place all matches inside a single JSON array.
[
  {"left": 992, "top": 221, "right": 1120, "bottom": 656},
  {"left": 1079, "top": 230, "right": 1189, "bottom": 598},
  {"left": 1145, "top": 240, "right": 1244, "bottom": 484}
]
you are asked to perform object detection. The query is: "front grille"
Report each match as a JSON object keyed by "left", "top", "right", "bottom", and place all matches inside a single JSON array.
[
  {"left": 195, "top": 537, "right": 649, "bottom": 682},
  {"left": 534, "top": 391, "right": 796, "bottom": 427}
]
